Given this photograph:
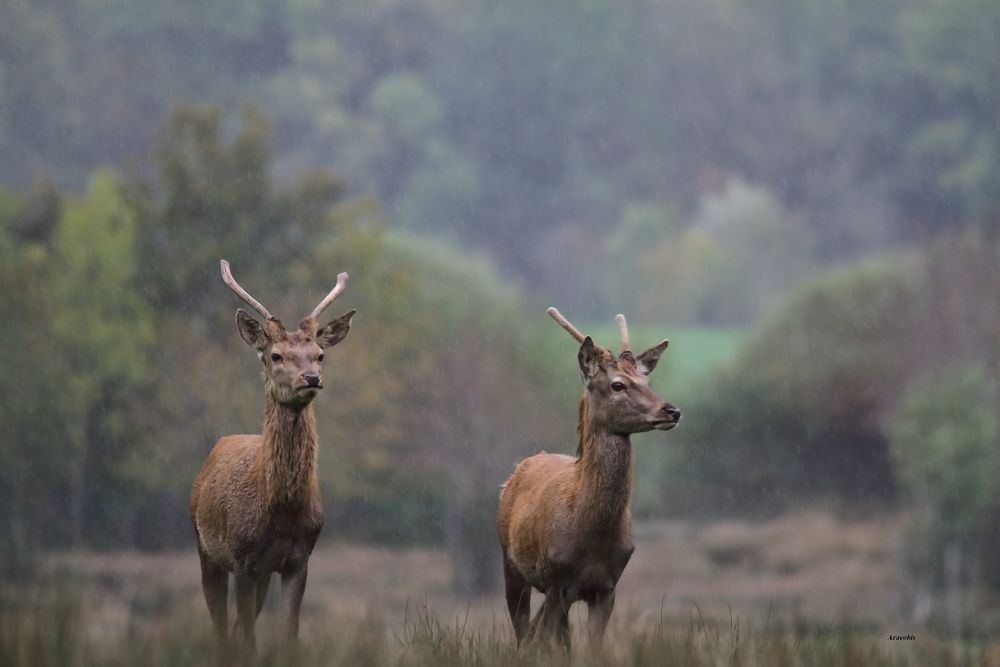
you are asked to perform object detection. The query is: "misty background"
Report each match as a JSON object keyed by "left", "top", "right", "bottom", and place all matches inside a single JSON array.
[{"left": 2, "top": 0, "right": 999, "bottom": 638}]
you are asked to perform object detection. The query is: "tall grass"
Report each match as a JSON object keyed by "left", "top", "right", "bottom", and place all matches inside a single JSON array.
[{"left": 2, "top": 584, "right": 993, "bottom": 667}]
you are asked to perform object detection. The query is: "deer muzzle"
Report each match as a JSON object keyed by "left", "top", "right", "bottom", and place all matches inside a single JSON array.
[
  {"left": 300, "top": 372, "right": 322, "bottom": 390},
  {"left": 652, "top": 404, "right": 681, "bottom": 430}
]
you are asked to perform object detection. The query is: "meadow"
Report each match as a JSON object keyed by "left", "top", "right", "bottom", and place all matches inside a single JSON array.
[{"left": 6, "top": 510, "right": 998, "bottom": 666}]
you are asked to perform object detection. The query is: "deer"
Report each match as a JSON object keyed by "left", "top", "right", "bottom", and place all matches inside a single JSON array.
[
  {"left": 496, "top": 307, "right": 681, "bottom": 650},
  {"left": 190, "top": 260, "right": 355, "bottom": 654}
]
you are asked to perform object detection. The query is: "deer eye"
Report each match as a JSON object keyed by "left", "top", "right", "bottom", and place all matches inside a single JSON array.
[
  {"left": 611, "top": 381, "right": 626, "bottom": 392},
  {"left": 270, "top": 353, "right": 283, "bottom": 363},
  {"left": 318, "top": 353, "right": 324, "bottom": 362}
]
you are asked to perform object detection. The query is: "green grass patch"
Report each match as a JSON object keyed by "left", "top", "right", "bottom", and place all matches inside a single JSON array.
[
  {"left": 582, "top": 324, "right": 742, "bottom": 397},
  {"left": 536, "top": 324, "right": 742, "bottom": 404}
]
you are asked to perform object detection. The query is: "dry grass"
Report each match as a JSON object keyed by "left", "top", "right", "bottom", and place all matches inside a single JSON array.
[{"left": 6, "top": 510, "right": 1000, "bottom": 665}]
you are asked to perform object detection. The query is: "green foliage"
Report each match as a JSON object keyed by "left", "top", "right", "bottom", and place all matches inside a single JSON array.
[
  {"left": 888, "top": 367, "right": 998, "bottom": 586},
  {"left": 53, "top": 171, "right": 153, "bottom": 388}
]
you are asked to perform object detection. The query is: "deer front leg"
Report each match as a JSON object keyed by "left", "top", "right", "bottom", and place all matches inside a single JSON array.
[
  {"left": 587, "top": 589, "right": 615, "bottom": 647},
  {"left": 254, "top": 573, "right": 271, "bottom": 618},
  {"left": 528, "top": 587, "right": 571, "bottom": 651},
  {"left": 281, "top": 562, "right": 308, "bottom": 641},
  {"left": 233, "top": 571, "right": 259, "bottom": 654}
]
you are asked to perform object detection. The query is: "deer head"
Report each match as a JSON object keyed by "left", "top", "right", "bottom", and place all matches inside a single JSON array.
[
  {"left": 221, "top": 260, "right": 355, "bottom": 408},
  {"left": 547, "top": 307, "right": 680, "bottom": 433}
]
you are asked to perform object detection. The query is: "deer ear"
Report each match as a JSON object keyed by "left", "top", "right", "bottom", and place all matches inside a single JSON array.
[
  {"left": 316, "top": 309, "right": 356, "bottom": 349},
  {"left": 578, "top": 336, "right": 603, "bottom": 381},
  {"left": 635, "top": 339, "right": 669, "bottom": 375},
  {"left": 236, "top": 309, "right": 270, "bottom": 350}
]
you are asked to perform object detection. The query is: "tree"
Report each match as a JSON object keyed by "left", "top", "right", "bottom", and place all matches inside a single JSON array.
[
  {"left": 50, "top": 171, "right": 154, "bottom": 546},
  {"left": 0, "top": 188, "right": 69, "bottom": 572}
]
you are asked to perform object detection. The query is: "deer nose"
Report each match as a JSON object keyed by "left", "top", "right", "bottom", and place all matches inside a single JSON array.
[
  {"left": 661, "top": 405, "right": 681, "bottom": 422},
  {"left": 303, "top": 372, "right": 321, "bottom": 388}
]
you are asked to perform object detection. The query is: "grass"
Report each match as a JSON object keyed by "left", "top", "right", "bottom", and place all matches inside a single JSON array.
[
  {"left": 5, "top": 511, "right": 999, "bottom": 665},
  {"left": 1, "top": 587, "right": 996, "bottom": 667}
]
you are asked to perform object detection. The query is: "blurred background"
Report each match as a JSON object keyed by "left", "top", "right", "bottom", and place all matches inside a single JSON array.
[{"left": 2, "top": 0, "right": 1000, "bottom": 655}]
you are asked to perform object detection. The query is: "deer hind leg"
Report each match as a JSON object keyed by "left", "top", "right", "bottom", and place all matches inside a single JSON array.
[
  {"left": 502, "top": 556, "right": 532, "bottom": 646},
  {"left": 198, "top": 551, "right": 229, "bottom": 642},
  {"left": 281, "top": 562, "right": 308, "bottom": 641}
]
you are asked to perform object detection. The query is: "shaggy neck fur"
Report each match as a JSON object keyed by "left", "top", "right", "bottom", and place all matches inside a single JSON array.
[
  {"left": 575, "top": 395, "right": 633, "bottom": 530},
  {"left": 258, "top": 384, "right": 318, "bottom": 508}
]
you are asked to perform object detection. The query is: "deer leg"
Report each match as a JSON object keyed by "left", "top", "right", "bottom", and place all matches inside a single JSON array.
[
  {"left": 198, "top": 552, "right": 229, "bottom": 642},
  {"left": 556, "top": 609, "right": 571, "bottom": 652},
  {"left": 254, "top": 573, "right": 271, "bottom": 619},
  {"left": 536, "top": 588, "right": 571, "bottom": 651},
  {"left": 524, "top": 594, "right": 547, "bottom": 645},
  {"left": 587, "top": 589, "right": 615, "bottom": 647},
  {"left": 503, "top": 556, "right": 532, "bottom": 646},
  {"left": 281, "top": 563, "right": 308, "bottom": 641},
  {"left": 233, "top": 571, "right": 259, "bottom": 654}
]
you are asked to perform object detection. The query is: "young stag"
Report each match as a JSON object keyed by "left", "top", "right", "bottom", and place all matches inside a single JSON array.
[
  {"left": 497, "top": 308, "right": 680, "bottom": 650},
  {"left": 190, "top": 260, "right": 355, "bottom": 652}
]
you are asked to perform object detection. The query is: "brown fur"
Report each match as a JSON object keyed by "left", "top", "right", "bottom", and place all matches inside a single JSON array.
[
  {"left": 497, "top": 322, "right": 679, "bottom": 650},
  {"left": 190, "top": 264, "right": 354, "bottom": 655}
]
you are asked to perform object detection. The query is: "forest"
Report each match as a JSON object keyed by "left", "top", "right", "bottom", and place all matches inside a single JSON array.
[{"left": 2, "top": 0, "right": 1000, "bottom": 662}]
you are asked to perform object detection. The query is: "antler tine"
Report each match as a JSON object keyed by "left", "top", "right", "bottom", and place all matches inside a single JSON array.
[
  {"left": 220, "top": 260, "right": 272, "bottom": 320},
  {"left": 309, "top": 272, "right": 350, "bottom": 320},
  {"left": 615, "top": 314, "right": 632, "bottom": 354},
  {"left": 547, "top": 307, "right": 587, "bottom": 343}
]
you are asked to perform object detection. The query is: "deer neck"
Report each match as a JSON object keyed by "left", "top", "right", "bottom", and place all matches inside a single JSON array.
[
  {"left": 575, "top": 396, "right": 633, "bottom": 527},
  {"left": 259, "top": 387, "right": 318, "bottom": 509}
]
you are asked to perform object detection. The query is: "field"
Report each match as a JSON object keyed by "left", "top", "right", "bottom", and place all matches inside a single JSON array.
[{"left": 5, "top": 510, "right": 999, "bottom": 666}]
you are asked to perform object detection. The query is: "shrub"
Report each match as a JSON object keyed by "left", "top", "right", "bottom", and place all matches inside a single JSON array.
[
  {"left": 888, "top": 367, "right": 998, "bottom": 587},
  {"left": 664, "top": 254, "right": 925, "bottom": 514}
]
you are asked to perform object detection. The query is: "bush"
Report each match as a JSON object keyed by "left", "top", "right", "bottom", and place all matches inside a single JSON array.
[
  {"left": 888, "top": 367, "right": 999, "bottom": 588},
  {"left": 664, "top": 254, "right": 925, "bottom": 514}
]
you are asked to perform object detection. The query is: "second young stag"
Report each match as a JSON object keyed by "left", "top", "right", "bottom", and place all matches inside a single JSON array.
[{"left": 497, "top": 308, "right": 681, "bottom": 649}]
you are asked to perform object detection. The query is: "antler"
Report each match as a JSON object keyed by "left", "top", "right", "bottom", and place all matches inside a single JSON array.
[
  {"left": 220, "top": 260, "right": 272, "bottom": 320},
  {"left": 615, "top": 314, "right": 631, "bottom": 355},
  {"left": 309, "top": 272, "right": 350, "bottom": 320},
  {"left": 547, "top": 307, "right": 586, "bottom": 343}
]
